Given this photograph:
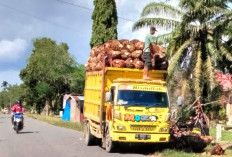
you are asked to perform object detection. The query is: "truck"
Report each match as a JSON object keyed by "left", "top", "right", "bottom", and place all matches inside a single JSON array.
[{"left": 83, "top": 66, "right": 170, "bottom": 152}]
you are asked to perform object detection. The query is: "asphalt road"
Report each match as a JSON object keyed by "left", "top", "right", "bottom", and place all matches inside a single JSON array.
[{"left": 0, "top": 114, "right": 153, "bottom": 157}]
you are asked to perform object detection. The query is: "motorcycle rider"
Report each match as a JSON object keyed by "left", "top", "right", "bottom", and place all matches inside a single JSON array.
[{"left": 11, "top": 100, "right": 25, "bottom": 126}]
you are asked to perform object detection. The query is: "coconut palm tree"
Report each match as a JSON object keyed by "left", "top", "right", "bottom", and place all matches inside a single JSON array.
[
  {"left": 133, "top": 1, "right": 182, "bottom": 46},
  {"left": 133, "top": 0, "right": 232, "bottom": 99}
]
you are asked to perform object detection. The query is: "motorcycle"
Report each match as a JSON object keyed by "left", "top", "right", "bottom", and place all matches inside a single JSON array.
[{"left": 13, "top": 112, "right": 24, "bottom": 134}]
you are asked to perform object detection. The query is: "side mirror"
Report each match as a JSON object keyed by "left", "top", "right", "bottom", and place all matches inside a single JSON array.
[{"left": 106, "top": 92, "right": 112, "bottom": 102}]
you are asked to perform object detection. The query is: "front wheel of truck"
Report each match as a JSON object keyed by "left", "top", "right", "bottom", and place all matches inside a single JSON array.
[
  {"left": 84, "top": 122, "right": 94, "bottom": 146},
  {"left": 105, "top": 125, "right": 115, "bottom": 153}
]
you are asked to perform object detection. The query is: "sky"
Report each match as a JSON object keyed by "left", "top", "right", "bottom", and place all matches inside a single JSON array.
[{"left": 0, "top": 0, "right": 179, "bottom": 89}]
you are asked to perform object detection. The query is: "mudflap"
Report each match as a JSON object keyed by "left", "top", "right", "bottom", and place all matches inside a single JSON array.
[{"left": 102, "top": 123, "right": 106, "bottom": 149}]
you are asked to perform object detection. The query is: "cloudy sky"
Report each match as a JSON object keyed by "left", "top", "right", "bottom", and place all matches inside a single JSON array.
[{"left": 0, "top": 0, "right": 178, "bottom": 89}]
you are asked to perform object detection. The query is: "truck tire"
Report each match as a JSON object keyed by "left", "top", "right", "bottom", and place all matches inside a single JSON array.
[
  {"left": 84, "top": 122, "right": 94, "bottom": 146},
  {"left": 105, "top": 125, "right": 115, "bottom": 153}
]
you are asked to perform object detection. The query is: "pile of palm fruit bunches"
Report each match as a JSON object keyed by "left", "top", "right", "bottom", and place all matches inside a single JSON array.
[
  {"left": 85, "top": 39, "right": 169, "bottom": 72},
  {"left": 170, "top": 105, "right": 213, "bottom": 151}
]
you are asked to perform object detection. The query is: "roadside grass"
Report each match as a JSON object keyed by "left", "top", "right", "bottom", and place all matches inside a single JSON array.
[
  {"left": 159, "top": 149, "right": 231, "bottom": 157},
  {"left": 25, "top": 113, "right": 84, "bottom": 132},
  {"left": 157, "top": 147, "right": 232, "bottom": 157},
  {"left": 159, "top": 149, "right": 203, "bottom": 157},
  {"left": 210, "top": 127, "right": 232, "bottom": 141}
]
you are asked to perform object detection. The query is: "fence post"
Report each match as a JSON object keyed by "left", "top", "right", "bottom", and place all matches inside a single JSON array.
[{"left": 216, "top": 124, "right": 222, "bottom": 142}]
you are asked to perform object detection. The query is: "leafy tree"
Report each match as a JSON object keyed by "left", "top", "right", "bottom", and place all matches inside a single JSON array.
[
  {"left": 69, "top": 64, "right": 85, "bottom": 93},
  {"left": 0, "top": 91, "right": 9, "bottom": 108},
  {"left": 133, "top": 0, "right": 232, "bottom": 101},
  {"left": 20, "top": 37, "right": 85, "bottom": 114},
  {"left": 90, "top": 0, "right": 118, "bottom": 48},
  {"left": 0, "top": 84, "right": 27, "bottom": 108}
]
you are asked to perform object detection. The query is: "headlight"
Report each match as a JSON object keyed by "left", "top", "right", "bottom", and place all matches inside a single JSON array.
[
  {"left": 15, "top": 119, "right": 21, "bottom": 122},
  {"left": 159, "top": 127, "right": 168, "bottom": 132},
  {"left": 117, "top": 126, "right": 126, "bottom": 130}
]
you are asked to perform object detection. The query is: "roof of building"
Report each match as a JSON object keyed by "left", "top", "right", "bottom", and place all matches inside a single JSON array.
[
  {"left": 72, "top": 96, "right": 84, "bottom": 101},
  {"left": 63, "top": 94, "right": 84, "bottom": 101}
]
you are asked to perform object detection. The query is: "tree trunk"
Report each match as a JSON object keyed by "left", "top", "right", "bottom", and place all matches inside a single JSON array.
[{"left": 43, "top": 98, "right": 51, "bottom": 116}]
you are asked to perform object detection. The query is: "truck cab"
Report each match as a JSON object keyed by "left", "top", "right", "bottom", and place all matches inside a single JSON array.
[{"left": 105, "top": 79, "right": 170, "bottom": 150}]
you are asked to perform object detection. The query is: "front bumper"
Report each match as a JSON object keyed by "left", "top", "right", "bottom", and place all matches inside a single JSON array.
[{"left": 111, "top": 132, "right": 170, "bottom": 143}]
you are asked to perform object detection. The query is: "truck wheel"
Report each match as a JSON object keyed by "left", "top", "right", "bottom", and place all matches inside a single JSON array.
[
  {"left": 84, "top": 122, "right": 94, "bottom": 146},
  {"left": 105, "top": 126, "right": 114, "bottom": 153}
]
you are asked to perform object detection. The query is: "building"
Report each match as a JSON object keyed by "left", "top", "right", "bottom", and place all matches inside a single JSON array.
[{"left": 62, "top": 94, "right": 85, "bottom": 123}]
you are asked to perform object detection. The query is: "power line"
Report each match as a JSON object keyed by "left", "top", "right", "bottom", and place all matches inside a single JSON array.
[
  {"left": 56, "top": 0, "right": 136, "bottom": 22},
  {"left": 57, "top": 0, "right": 92, "bottom": 11},
  {"left": 0, "top": 2, "right": 90, "bottom": 35}
]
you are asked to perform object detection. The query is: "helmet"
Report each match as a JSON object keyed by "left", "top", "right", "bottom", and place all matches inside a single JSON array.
[{"left": 16, "top": 100, "right": 21, "bottom": 104}]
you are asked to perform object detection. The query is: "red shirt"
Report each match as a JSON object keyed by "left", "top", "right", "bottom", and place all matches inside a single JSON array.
[{"left": 11, "top": 104, "right": 25, "bottom": 113}]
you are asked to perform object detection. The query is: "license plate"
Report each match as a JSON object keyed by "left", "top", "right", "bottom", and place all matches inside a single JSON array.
[{"left": 135, "top": 134, "right": 151, "bottom": 140}]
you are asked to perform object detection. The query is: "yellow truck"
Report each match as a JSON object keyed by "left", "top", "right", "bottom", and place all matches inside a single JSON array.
[{"left": 84, "top": 67, "right": 170, "bottom": 152}]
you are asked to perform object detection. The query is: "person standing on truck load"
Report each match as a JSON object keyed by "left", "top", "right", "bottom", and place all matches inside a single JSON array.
[{"left": 143, "top": 26, "right": 157, "bottom": 80}]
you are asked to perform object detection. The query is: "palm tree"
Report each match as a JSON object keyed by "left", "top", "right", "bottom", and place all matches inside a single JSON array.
[
  {"left": 133, "top": 0, "right": 232, "bottom": 100},
  {"left": 133, "top": 1, "right": 182, "bottom": 46},
  {"left": 1, "top": 81, "right": 8, "bottom": 91},
  {"left": 213, "top": 6, "right": 232, "bottom": 73}
]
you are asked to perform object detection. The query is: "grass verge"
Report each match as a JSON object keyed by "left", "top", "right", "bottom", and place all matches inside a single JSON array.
[
  {"left": 210, "top": 127, "right": 232, "bottom": 141},
  {"left": 157, "top": 148, "right": 232, "bottom": 157},
  {"left": 25, "top": 113, "right": 84, "bottom": 132}
]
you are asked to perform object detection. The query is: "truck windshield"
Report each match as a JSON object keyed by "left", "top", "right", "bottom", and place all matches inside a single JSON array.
[{"left": 117, "top": 90, "right": 168, "bottom": 108}]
